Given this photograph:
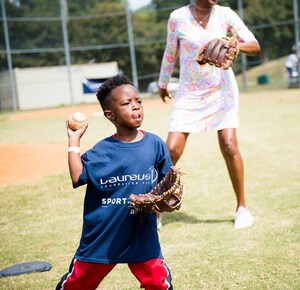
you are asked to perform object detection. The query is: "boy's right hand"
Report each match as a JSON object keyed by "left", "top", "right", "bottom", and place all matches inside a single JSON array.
[{"left": 66, "top": 120, "right": 89, "bottom": 140}]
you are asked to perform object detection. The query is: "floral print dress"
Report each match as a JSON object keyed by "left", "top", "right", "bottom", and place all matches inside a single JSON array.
[{"left": 158, "top": 5, "right": 257, "bottom": 132}]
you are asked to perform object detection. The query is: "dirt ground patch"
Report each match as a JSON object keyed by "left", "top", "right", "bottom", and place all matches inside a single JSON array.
[
  {"left": 0, "top": 98, "right": 165, "bottom": 187},
  {"left": 0, "top": 144, "right": 68, "bottom": 186}
]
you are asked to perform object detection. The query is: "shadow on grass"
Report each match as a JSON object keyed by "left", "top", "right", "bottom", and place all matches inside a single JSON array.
[{"left": 161, "top": 211, "right": 233, "bottom": 226}]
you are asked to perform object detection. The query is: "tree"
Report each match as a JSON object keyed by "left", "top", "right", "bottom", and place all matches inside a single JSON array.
[{"left": 243, "top": 0, "right": 296, "bottom": 62}]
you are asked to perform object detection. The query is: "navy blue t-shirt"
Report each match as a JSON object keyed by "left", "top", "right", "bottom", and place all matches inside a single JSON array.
[{"left": 74, "top": 132, "right": 172, "bottom": 264}]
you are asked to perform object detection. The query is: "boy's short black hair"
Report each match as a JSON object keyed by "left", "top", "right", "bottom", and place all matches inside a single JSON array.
[{"left": 96, "top": 74, "right": 134, "bottom": 110}]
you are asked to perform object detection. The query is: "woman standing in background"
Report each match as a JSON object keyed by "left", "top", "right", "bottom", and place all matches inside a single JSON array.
[{"left": 157, "top": 0, "right": 260, "bottom": 229}]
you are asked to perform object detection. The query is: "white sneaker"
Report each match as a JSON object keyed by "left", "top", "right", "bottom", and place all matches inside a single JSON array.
[
  {"left": 234, "top": 206, "right": 254, "bottom": 229},
  {"left": 157, "top": 215, "right": 162, "bottom": 230}
]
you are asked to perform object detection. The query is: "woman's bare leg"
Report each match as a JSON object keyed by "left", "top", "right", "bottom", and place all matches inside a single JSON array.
[
  {"left": 166, "top": 132, "right": 190, "bottom": 165},
  {"left": 157, "top": 132, "right": 189, "bottom": 229},
  {"left": 218, "top": 128, "right": 253, "bottom": 229}
]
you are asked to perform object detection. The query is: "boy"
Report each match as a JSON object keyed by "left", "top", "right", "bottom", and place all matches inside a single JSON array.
[{"left": 56, "top": 75, "right": 173, "bottom": 290}]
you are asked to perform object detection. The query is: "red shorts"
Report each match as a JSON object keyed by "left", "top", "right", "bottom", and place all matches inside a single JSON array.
[{"left": 56, "top": 258, "right": 173, "bottom": 290}]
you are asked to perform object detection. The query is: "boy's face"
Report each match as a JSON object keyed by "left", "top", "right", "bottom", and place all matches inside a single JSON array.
[{"left": 105, "top": 84, "right": 144, "bottom": 129}]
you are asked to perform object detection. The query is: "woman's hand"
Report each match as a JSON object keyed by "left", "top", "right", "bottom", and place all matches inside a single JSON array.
[{"left": 159, "top": 87, "right": 172, "bottom": 103}]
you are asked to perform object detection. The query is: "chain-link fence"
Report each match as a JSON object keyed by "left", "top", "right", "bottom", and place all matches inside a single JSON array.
[{"left": 1, "top": 0, "right": 299, "bottom": 111}]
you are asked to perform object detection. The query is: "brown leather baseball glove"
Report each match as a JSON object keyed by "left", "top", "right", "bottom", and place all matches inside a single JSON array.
[
  {"left": 196, "top": 37, "right": 239, "bottom": 69},
  {"left": 129, "top": 166, "right": 184, "bottom": 214}
]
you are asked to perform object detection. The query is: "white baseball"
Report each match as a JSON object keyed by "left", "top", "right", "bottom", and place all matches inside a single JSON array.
[{"left": 68, "top": 112, "right": 87, "bottom": 131}]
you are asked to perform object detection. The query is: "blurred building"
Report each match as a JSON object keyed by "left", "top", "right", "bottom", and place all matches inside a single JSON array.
[{"left": 0, "top": 61, "right": 118, "bottom": 111}]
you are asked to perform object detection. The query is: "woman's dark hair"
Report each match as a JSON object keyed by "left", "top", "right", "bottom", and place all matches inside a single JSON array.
[{"left": 96, "top": 74, "right": 134, "bottom": 110}]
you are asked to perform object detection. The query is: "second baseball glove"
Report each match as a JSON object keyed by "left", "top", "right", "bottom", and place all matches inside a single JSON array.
[
  {"left": 196, "top": 37, "right": 239, "bottom": 69},
  {"left": 129, "top": 166, "right": 183, "bottom": 214}
]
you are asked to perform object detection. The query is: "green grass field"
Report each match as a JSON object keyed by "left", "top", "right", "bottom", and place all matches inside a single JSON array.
[{"left": 0, "top": 88, "right": 299, "bottom": 289}]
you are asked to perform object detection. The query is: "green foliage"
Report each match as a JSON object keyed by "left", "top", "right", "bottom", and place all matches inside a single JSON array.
[{"left": 243, "top": 0, "right": 296, "bottom": 61}]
